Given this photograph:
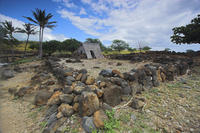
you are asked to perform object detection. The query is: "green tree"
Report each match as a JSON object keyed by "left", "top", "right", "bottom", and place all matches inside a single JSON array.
[
  {"left": 127, "top": 47, "right": 136, "bottom": 52},
  {"left": 111, "top": 39, "right": 129, "bottom": 52},
  {"left": 1, "top": 21, "right": 19, "bottom": 53},
  {"left": 164, "top": 48, "right": 171, "bottom": 51},
  {"left": 171, "top": 14, "right": 200, "bottom": 44},
  {"left": 85, "top": 38, "right": 106, "bottom": 51},
  {"left": 24, "top": 8, "right": 57, "bottom": 58},
  {"left": 186, "top": 49, "right": 194, "bottom": 53},
  {"left": 17, "top": 23, "right": 37, "bottom": 56},
  {"left": 142, "top": 46, "right": 151, "bottom": 51},
  {"left": 43, "top": 40, "right": 60, "bottom": 56},
  {"left": 61, "top": 38, "right": 81, "bottom": 52}
]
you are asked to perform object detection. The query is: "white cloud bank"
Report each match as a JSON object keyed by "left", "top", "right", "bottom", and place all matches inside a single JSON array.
[
  {"left": 0, "top": 13, "right": 67, "bottom": 41},
  {"left": 56, "top": 0, "right": 200, "bottom": 51}
]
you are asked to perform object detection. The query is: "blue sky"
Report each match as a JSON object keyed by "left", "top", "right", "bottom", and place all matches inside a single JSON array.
[{"left": 0, "top": 0, "right": 200, "bottom": 52}]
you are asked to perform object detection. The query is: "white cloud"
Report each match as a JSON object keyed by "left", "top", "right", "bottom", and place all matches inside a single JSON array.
[
  {"left": 80, "top": 8, "right": 87, "bottom": 15},
  {"left": 63, "top": 0, "right": 77, "bottom": 8},
  {"left": 0, "top": 13, "right": 67, "bottom": 41},
  {"left": 57, "top": 0, "right": 200, "bottom": 51}
]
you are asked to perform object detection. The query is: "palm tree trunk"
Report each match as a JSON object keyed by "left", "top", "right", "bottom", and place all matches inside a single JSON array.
[
  {"left": 24, "top": 34, "right": 29, "bottom": 57},
  {"left": 40, "top": 28, "right": 44, "bottom": 58},
  {"left": 39, "top": 27, "right": 42, "bottom": 58}
]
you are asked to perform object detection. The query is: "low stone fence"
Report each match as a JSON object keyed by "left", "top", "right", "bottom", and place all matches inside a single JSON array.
[{"left": 38, "top": 56, "right": 192, "bottom": 132}]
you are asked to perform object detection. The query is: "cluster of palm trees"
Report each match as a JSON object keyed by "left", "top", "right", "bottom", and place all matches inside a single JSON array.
[{"left": 0, "top": 8, "right": 56, "bottom": 57}]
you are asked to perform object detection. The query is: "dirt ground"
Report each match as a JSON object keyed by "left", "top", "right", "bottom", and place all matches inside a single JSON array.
[
  {"left": 0, "top": 62, "right": 42, "bottom": 133},
  {"left": 59, "top": 58, "right": 150, "bottom": 77}
]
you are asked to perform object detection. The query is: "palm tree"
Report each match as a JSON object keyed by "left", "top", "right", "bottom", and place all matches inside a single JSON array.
[
  {"left": 17, "top": 23, "right": 37, "bottom": 56},
  {"left": 24, "top": 8, "right": 56, "bottom": 58},
  {"left": 1, "top": 21, "right": 18, "bottom": 55}
]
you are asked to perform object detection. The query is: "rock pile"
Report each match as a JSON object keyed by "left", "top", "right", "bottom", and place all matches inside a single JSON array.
[{"left": 39, "top": 56, "right": 191, "bottom": 132}]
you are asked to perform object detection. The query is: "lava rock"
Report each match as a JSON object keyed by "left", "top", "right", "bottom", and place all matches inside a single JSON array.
[
  {"left": 82, "top": 116, "right": 96, "bottom": 133},
  {"left": 79, "top": 92, "right": 99, "bottom": 116}
]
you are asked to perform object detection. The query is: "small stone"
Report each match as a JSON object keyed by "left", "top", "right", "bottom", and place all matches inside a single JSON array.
[
  {"left": 95, "top": 88, "right": 103, "bottom": 98},
  {"left": 56, "top": 112, "right": 63, "bottom": 119},
  {"left": 85, "top": 76, "right": 95, "bottom": 85},
  {"left": 81, "top": 74, "right": 87, "bottom": 83},
  {"left": 99, "top": 69, "right": 113, "bottom": 77},
  {"left": 66, "top": 79, "right": 72, "bottom": 86},
  {"left": 116, "top": 62, "right": 122, "bottom": 66},
  {"left": 79, "top": 69, "right": 87, "bottom": 74},
  {"left": 112, "top": 69, "right": 124, "bottom": 78},
  {"left": 47, "top": 91, "right": 63, "bottom": 106},
  {"left": 64, "top": 72, "right": 73, "bottom": 77},
  {"left": 82, "top": 116, "right": 96, "bottom": 133},
  {"left": 73, "top": 103, "right": 79, "bottom": 112},
  {"left": 130, "top": 99, "right": 145, "bottom": 109},
  {"left": 73, "top": 85, "right": 85, "bottom": 95},
  {"left": 59, "top": 94, "right": 74, "bottom": 104},
  {"left": 93, "top": 110, "right": 108, "bottom": 128},
  {"left": 66, "top": 76, "right": 75, "bottom": 82},
  {"left": 131, "top": 114, "right": 136, "bottom": 121},
  {"left": 62, "top": 86, "right": 73, "bottom": 94},
  {"left": 102, "top": 103, "right": 112, "bottom": 111},
  {"left": 99, "top": 82, "right": 106, "bottom": 88},
  {"left": 76, "top": 73, "right": 83, "bottom": 81},
  {"left": 45, "top": 105, "right": 58, "bottom": 117},
  {"left": 58, "top": 103, "right": 74, "bottom": 117}
]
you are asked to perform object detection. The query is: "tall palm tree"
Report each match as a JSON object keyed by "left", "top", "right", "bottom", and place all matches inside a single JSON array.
[
  {"left": 1, "top": 21, "right": 18, "bottom": 55},
  {"left": 24, "top": 8, "right": 56, "bottom": 58},
  {"left": 17, "top": 23, "right": 37, "bottom": 56}
]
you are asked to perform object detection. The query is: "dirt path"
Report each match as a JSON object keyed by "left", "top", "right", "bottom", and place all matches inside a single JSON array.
[{"left": 0, "top": 72, "right": 35, "bottom": 133}]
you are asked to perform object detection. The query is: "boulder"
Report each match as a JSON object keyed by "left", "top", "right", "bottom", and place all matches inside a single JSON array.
[
  {"left": 79, "top": 92, "right": 99, "bottom": 116},
  {"left": 1, "top": 69, "right": 14, "bottom": 79},
  {"left": 59, "top": 94, "right": 74, "bottom": 104},
  {"left": 82, "top": 116, "right": 96, "bottom": 133},
  {"left": 85, "top": 76, "right": 95, "bottom": 85},
  {"left": 47, "top": 91, "right": 63, "bottom": 106},
  {"left": 66, "top": 79, "right": 72, "bottom": 86},
  {"left": 93, "top": 110, "right": 108, "bottom": 128},
  {"left": 34, "top": 90, "right": 53, "bottom": 106},
  {"left": 58, "top": 103, "right": 74, "bottom": 117},
  {"left": 103, "top": 85, "right": 122, "bottom": 107},
  {"left": 99, "top": 69, "right": 113, "bottom": 77}
]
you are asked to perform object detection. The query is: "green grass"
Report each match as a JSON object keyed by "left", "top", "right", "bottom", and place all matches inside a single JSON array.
[
  {"left": 102, "top": 50, "right": 146, "bottom": 55},
  {"left": 40, "top": 121, "right": 47, "bottom": 131},
  {"left": 104, "top": 109, "right": 120, "bottom": 133},
  {"left": 12, "top": 57, "right": 39, "bottom": 65}
]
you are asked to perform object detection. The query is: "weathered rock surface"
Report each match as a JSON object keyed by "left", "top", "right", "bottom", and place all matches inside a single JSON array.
[
  {"left": 103, "top": 85, "right": 122, "bottom": 107},
  {"left": 34, "top": 90, "right": 53, "bottom": 106},
  {"left": 79, "top": 92, "right": 99, "bottom": 116},
  {"left": 93, "top": 110, "right": 108, "bottom": 128},
  {"left": 82, "top": 116, "right": 96, "bottom": 133}
]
